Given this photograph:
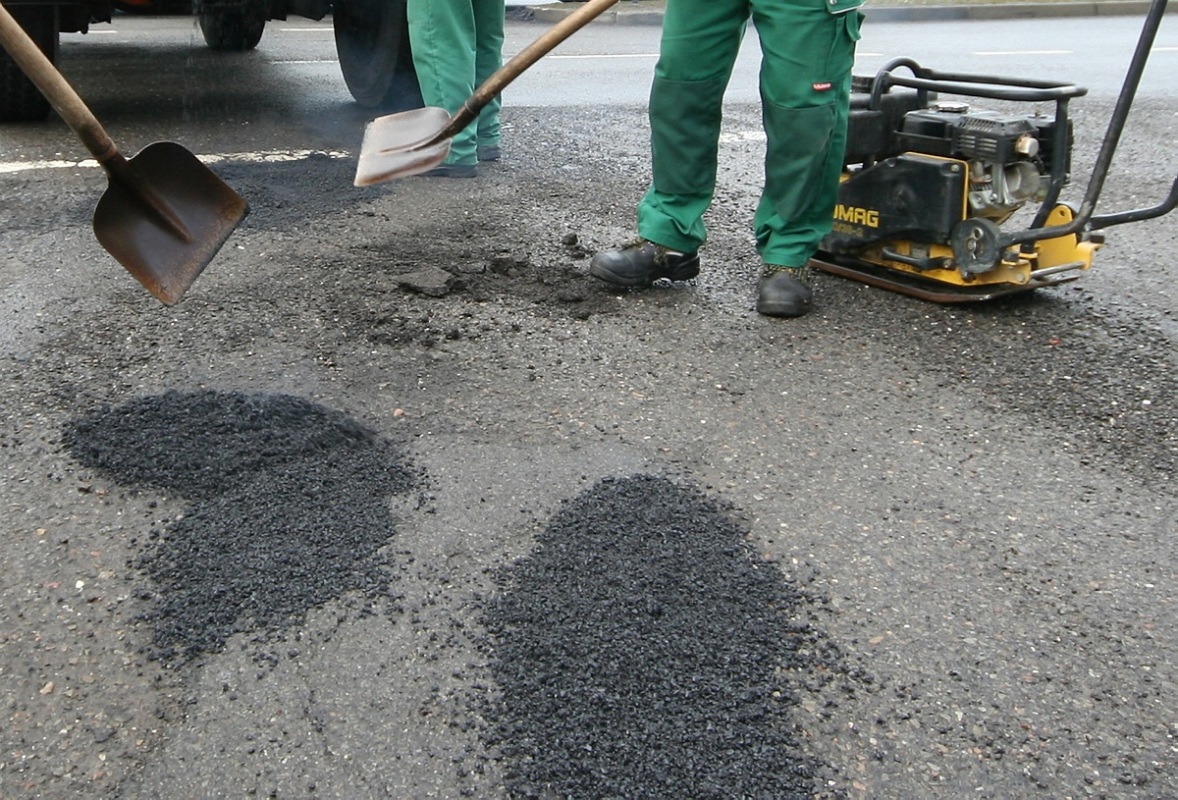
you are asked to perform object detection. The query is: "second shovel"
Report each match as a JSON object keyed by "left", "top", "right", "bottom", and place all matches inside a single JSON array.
[{"left": 354, "top": 0, "right": 619, "bottom": 186}]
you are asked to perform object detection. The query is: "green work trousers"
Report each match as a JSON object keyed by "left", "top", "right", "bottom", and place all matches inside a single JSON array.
[
  {"left": 407, "top": 0, "right": 505, "bottom": 166},
  {"left": 637, "top": 0, "right": 862, "bottom": 268}
]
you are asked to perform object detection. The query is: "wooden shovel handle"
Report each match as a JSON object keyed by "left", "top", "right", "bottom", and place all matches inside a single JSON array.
[
  {"left": 439, "top": 0, "right": 621, "bottom": 140},
  {"left": 0, "top": 1, "right": 119, "bottom": 164}
]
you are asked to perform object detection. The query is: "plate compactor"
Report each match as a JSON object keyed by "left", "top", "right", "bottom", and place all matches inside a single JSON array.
[{"left": 811, "top": 0, "right": 1176, "bottom": 302}]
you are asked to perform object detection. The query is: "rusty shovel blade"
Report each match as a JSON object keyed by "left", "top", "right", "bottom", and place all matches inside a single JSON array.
[
  {"left": 0, "top": 2, "right": 247, "bottom": 305},
  {"left": 93, "top": 142, "right": 249, "bottom": 306},
  {"left": 353, "top": 106, "right": 453, "bottom": 186}
]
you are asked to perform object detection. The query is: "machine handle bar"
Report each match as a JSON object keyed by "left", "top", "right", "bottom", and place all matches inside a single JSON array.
[
  {"left": 876, "top": 68, "right": 1088, "bottom": 103},
  {"left": 1002, "top": 0, "right": 1170, "bottom": 245}
]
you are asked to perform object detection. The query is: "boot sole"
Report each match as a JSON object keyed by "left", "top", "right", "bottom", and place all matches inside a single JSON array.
[
  {"left": 588, "top": 260, "right": 700, "bottom": 288},
  {"left": 756, "top": 299, "right": 813, "bottom": 318}
]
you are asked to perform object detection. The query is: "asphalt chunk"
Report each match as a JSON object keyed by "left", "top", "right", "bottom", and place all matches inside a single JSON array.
[
  {"left": 481, "top": 474, "right": 832, "bottom": 800},
  {"left": 62, "top": 389, "right": 416, "bottom": 665}
]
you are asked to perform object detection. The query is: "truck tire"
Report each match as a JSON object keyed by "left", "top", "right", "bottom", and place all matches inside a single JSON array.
[
  {"left": 197, "top": 0, "right": 266, "bottom": 52},
  {"left": 333, "top": 0, "right": 420, "bottom": 110},
  {"left": 0, "top": 4, "right": 56, "bottom": 122}
]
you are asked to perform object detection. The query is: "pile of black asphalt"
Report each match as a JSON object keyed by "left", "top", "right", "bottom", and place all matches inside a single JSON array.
[
  {"left": 61, "top": 389, "right": 838, "bottom": 797},
  {"left": 481, "top": 474, "right": 836, "bottom": 799},
  {"left": 62, "top": 389, "right": 418, "bottom": 666}
]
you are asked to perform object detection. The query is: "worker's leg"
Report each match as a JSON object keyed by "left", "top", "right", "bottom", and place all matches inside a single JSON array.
[
  {"left": 636, "top": 0, "right": 750, "bottom": 254},
  {"left": 406, "top": 0, "right": 478, "bottom": 167},
  {"left": 472, "top": 0, "right": 505, "bottom": 157},
  {"left": 751, "top": 0, "right": 861, "bottom": 267}
]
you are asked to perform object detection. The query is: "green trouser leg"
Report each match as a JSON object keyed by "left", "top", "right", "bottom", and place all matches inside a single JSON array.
[
  {"left": 636, "top": 0, "right": 746, "bottom": 254},
  {"left": 407, "top": 0, "right": 504, "bottom": 165},
  {"left": 472, "top": 0, "right": 504, "bottom": 149},
  {"left": 637, "top": 0, "right": 860, "bottom": 266},
  {"left": 752, "top": 2, "right": 860, "bottom": 267}
]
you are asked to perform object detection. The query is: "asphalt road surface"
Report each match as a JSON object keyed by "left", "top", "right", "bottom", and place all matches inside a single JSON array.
[{"left": 1, "top": 12, "right": 1175, "bottom": 800}]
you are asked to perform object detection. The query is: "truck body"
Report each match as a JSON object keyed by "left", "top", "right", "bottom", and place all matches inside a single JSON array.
[{"left": 0, "top": 0, "right": 419, "bottom": 121}]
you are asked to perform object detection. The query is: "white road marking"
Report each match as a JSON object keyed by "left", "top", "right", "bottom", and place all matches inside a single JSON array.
[
  {"left": 543, "top": 53, "right": 658, "bottom": 59},
  {"left": 719, "top": 131, "right": 767, "bottom": 143},
  {"left": 973, "top": 49, "right": 1073, "bottom": 55},
  {"left": 0, "top": 149, "right": 350, "bottom": 175}
]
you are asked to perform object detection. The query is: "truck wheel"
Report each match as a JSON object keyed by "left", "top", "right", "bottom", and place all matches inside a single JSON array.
[
  {"left": 198, "top": 0, "right": 267, "bottom": 52},
  {"left": 333, "top": 0, "right": 420, "bottom": 110},
  {"left": 0, "top": 4, "right": 56, "bottom": 122}
]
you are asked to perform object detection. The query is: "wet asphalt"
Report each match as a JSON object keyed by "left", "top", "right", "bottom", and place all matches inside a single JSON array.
[{"left": 1, "top": 11, "right": 1175, "bottom": 800}]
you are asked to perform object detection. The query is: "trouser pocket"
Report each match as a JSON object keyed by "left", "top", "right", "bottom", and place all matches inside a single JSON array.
[{"left": 763, "top": 102, "right": 838, "bottom": 222}]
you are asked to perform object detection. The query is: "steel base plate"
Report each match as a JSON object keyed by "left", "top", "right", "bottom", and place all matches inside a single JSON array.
[{"left": 810, "top": 253, "right": 1081, "bottom": 304}]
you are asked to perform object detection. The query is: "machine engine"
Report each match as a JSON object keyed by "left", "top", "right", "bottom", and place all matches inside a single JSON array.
[
  {"left": 825, "top": 80, "right": 1073, "bottom": 255},
  {"left": 896, "top": 103, "right": 1066, "bottom": 221}
]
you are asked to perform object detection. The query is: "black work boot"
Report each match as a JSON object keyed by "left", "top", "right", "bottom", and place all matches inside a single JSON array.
[
  {"left": 589, "top": 240, "right": 700, "bottom": 287},
  {"left": 756, "top": 266, "right": 814, "bottom": 318},
  {"left": 422, "top": 162, "right": 478, "bottom": 179}
]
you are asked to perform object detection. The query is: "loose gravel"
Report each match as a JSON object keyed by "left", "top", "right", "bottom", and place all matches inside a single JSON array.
[
  {"left": 482, "top": 474, "right": 840, "bottom": 799},
  {"left": 62, "top": 389, "right": 417, "bottom": 666}
]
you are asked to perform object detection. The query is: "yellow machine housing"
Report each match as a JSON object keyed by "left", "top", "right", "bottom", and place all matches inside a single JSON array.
[{"left": 811, "top": 26, "right": 1176, "bottom": 303}]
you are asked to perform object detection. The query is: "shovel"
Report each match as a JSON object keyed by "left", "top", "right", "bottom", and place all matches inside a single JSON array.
[
  {"left": 0, "top": 2, "right": 248, "bottom": 305},
  {"left": 355, "top": 0, "right": 619, "bottom": 186}
]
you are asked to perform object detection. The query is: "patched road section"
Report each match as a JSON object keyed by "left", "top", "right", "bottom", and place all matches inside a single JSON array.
[
  {"left": 62, "top": 390, "right": 417, "bottom": 665},
  {"left": 482, "top": 474, "right": 840, "bottom": 799}
]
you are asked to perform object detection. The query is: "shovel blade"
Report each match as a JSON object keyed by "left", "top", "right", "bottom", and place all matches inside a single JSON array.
[
  {"left": 94, "top": 141, "right": 249, "bottom": 306},
  {"left": 354, "top": 106, "right": 453, "bottom": 186}
]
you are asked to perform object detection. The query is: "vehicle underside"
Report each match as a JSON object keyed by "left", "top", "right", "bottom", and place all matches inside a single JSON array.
[{"left": 0, "top": 0, "right": 419, "bottom": 121}]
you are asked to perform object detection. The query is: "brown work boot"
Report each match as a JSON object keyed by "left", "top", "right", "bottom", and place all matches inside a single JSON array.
[
  {"left": 756, "top": 266, "right": 814, "bottom": 318},
  {"left": 589, "top": 240, "right": 700, "bottom": 288}
]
